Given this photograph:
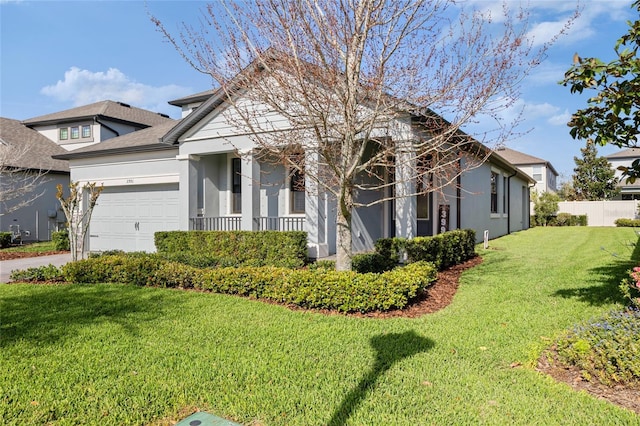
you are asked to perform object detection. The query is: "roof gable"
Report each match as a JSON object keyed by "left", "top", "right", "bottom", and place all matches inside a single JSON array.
[
  {"left": 0, "top": 117, "right": 69, "bottom": 172},
  {"left": 494, "top": 147, "right": 558, "bottom": 176},
  {"left": 22, "top": 100, "right": 173, "bottom": 128},
  {"left": 606, "top": 148, "right": 640, "bottom": 159}
]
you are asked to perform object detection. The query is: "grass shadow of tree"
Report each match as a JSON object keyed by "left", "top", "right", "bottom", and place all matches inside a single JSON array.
[
  {"left": 327, "top": 330, "right": 434, "bottom": 426},
  {"left": 0, "top": 284, "right": 174, "bottom": 348},
  {"left": 553, "top": 236, "right": 640, "bottom": 306}
]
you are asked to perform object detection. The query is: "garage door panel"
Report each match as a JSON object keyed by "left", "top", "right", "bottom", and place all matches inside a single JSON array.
[{"left": 90, "top": 184, "right": 179, "bottom": 252}]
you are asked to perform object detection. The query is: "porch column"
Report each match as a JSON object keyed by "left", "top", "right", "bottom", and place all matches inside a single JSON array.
[
  {"left": 304, "top": 150, "right": 328, "bottom": 258},
  {"left": 177, "top": 154, "right": 199, "bottom": 230},
  {"left": 240, "top": 151, "right": 260, "bottom": 231},
  {"left": 395, "top": 139, "right": 416, "bottom": 239}
]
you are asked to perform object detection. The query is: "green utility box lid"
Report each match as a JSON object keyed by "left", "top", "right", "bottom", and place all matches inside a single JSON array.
[{"left": 175, "top": 411, "right": 241, "bottom": 426}]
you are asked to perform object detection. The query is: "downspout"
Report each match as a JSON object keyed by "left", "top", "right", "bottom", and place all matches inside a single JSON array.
[
  {"left": 506, "top": 170, "right": 517, "bottom": 234},
  {"left": 95, "top": 116, "right": 120, "bottom": 138}
]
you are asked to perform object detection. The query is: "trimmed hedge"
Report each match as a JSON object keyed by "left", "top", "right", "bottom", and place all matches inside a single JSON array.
[
  {"left": 532, "top": 214, "right": 588, "bottom": 227},
  {"left": 60, "top": 253, "right": 437, "bottom": 313},
  {"left": 0, "top": 232, "right": 11, "bottom": 248},
  {"left": 154, "top": 230, "right": 308, "bottom": 268},
  {"left": 374, "top": 229, "right": 476, "bottom": 271},
  {"left": 615, "top": 218, "right": 640, "bottom": 227},
  {"left": 51, "top": 230, "right": 70, "bottom": 251}
]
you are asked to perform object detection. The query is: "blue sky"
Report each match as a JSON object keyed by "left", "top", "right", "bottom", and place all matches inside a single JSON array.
[{"left": 0, "top": 1, "right": 636, "bottom": 179}]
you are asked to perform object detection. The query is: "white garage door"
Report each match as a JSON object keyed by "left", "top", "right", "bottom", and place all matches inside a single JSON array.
[{"left": 89, "top": 184, "right": 179, "bottom": 253}]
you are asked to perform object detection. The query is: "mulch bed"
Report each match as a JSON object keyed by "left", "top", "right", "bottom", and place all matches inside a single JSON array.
[{"left": 0, "top": 251, "right": 69, "bottom": 261}]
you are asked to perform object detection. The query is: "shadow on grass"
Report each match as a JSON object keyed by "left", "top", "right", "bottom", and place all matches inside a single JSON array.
[
  {"left": 553, "top": 239, "right": 640, "bottom": 306},
  {"left": 0, "top": 284, "right": 173, "bottom": 348},
  {"left": 327, "top": 330, "right": 434, "bottom": 426}
]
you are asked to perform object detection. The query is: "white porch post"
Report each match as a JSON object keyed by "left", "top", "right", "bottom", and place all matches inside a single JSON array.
[
  {"left": 177, "top": 154, "right": 199, "bottom": 230},
  {"left": 304, "top": 150, "right": 328, "bottom": 258},
  {"left": 395, "top": 139, "right": 417, "bottom": 239},
  {"left": 240, "top": 151, "right": 260, "bottom": 231}
]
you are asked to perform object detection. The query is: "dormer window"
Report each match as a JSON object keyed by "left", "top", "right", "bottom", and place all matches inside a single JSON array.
[
  {"left": 70, "top": 126, "right": 79, "bottom": 139},
  {"left": 82, "top": 125, "right": 91, "bottom": 138},
  {"left": 59, "top": 128, "right": 68, "bottom": 140}
]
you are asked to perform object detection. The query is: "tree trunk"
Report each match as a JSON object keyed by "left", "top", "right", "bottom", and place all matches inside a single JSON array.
[{"left": 335, "top": 191, "right": 353, "bottom": 271}]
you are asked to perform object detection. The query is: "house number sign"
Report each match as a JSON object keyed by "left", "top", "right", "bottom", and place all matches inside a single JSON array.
[{"left": 438, "top": 204, "right": 450, "bottom": 234}]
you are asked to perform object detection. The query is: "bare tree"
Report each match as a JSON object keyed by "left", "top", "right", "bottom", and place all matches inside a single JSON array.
[
  {"left": 0, "top": 141, "right": 49, "bottom": 215},
  {"left": 153, "top": 0, "right": 576, "bottom": 270},
  {"left": 56, "top": 181, "right": 103, "bottom": 261}
]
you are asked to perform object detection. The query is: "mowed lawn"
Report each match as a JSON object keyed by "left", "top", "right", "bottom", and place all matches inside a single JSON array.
[{"left": 1, "top": 227, "right": 639, "bottom": 425}]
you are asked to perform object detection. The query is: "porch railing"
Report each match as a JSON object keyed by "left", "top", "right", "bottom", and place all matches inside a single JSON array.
[
  {"left": 190, "top": 216, "right": 241, "bottom": 231},
  {"left": 190, "top": 216, "right": 305, "bottom": 232},
  {"left": 254, "top": 216, "right": 305, "bottom": 231}
]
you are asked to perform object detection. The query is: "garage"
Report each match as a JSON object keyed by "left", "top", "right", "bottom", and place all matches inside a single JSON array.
[{"left": 89, "top": 183, "right": 179, "bottom": 252}]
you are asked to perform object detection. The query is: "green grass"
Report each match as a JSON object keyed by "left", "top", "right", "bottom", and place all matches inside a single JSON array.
[
  {"left": 1, "top": 227, "right": 639, "bottom": 425},
  {"left": 1, "top": 240, "right": 59, "bottom": 253}
]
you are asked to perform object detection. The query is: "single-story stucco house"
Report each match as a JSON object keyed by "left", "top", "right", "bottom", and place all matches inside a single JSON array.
[{"left": 53, "top": 64, "right": 534, "bottom": 257}]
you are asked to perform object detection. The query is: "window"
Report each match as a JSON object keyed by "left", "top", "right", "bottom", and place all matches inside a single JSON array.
[
  {"left": 290, "top": 169, "right": 305, "bottom": 214},
  {"left": 503, "top": 176, "right": 507, "bottom": 214},
  {"left": 490, "top": 172, "right": 498, "bottom": 214},
  {"left": 70, "top": 126, "right": 79, "bottom": 139},
  {"left": 231, "top": 158, "right": 242, "bottom": 213},
  {"left": 532, "top": 165, "right": 543, "bottom": 182},
  {"left": 417, "top": 155, "right": 432, "bottom": 219},
  {"left": 59, "top": 128, "right": 68, "bottom": 140},
  {"left": 82, "top": 125, "right": 91, "bottom": 138}
]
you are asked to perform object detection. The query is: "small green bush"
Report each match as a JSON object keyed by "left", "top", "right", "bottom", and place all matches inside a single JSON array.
[
  {"left": 51, "top": 230, "right": 70, "bottom": 251},
  {"left": 352, "top": 252, "right": 394, "bottom": 274},
  {"left": 155, "top": 230, "right": 308, "bottom": 268},
  {"left": 615, "top": 218, "right": 640, "bottom": 227},
  {"left": 554, "top": 309, "right": 640, "bottom": 387},
  {"left": 62, "top": 254, "right": 164, "bottom": 286},
  {"left": 9, "top": 264, "right": 64, "bottom": 282},
  {"left": 404, "top": 229, "right": 476, "bottom": 270},
  {"left": 0, "top": 232, "right": 11, "bottom": 248},
  {"left": 309, "top": 260, "right": 336, "bottom": 270}
]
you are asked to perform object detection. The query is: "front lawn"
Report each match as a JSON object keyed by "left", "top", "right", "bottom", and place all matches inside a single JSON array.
[{"left": 1, "top": 227, "right": 639, "bottom": 424}]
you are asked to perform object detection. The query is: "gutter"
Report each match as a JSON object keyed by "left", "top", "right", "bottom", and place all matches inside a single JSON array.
[{"left": 95, "top": 116, "right": 120, "bottom": 138}]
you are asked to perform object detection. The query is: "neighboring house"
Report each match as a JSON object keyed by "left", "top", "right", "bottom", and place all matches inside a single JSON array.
[
  {"left": 494, "top": 147, "right": 558, "bottom": 194},
  {"left": 22, "top": 100, "right": 174, "bottom": 151},
  {"left": 606, "top": 148, "right": 640, "bottom": 200},
  {"left": 54, "top": 81, "right": 533, "bottom": 256},
  {"left": 0, "top": 117, "right": 69, "bottom": 241}
]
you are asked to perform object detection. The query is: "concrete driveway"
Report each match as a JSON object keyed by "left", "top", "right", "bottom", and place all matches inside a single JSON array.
[{"left": 0, "top": 253, "right": 72, "bottom": 284}]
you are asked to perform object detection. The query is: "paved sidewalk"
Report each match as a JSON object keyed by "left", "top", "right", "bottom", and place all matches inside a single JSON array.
[{"left": 0, "top": 253, "right": 72, "bottom": 284}]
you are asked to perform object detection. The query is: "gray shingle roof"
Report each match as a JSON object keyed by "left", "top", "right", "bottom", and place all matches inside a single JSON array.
[
  {"left": 494, "top": 147, "right": 558, "bottom": 176},
  {"left": 0, "top": 117, "right": 69, "bottom": 173},
  {"left": 168, "top": 89, "right": 216, "bottom": 106},
  {"left": 53, "top": 120, "right": 179, "bottom": 160},
  {"left": 22, "top": 100, "right": 173, "bottom": 127},
  {"left": 605, "top": 148, "right": 640, "bottom": 159}
]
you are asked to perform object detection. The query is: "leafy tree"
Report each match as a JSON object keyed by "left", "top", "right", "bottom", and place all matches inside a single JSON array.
[
  {"left": 562, "top": 0, "right": 640, "bottom": 182},
  {"left": 153, "top": 1, "right": 575, "bottom": 270},
  {"left": 556, "top": 179, "right": 579, "bottom": 201},
  {"left": 533, "top": 191, "right": 560, "bottom": 226},
  {"left": 572, "top": 140, "right": 620, "bottom": 200}
]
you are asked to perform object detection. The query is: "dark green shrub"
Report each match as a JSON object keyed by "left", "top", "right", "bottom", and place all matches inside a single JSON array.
[
  {"left": 554, "top": 309, "right": 640, "bottom": 386},
  {"left": 309, "top": 260, "right": 336, "bottom": 270},
  {"left": 51, "top": 230, "right": 70, "bottom": 251},
  {"left": 555, "top": 213, "right": 572, "bottom": 226},
  {"left": 0, "top": 232, "right": 11, "bottom": 248},
  {"left": 352, "top": 252, "right": 394, "bottom": 273},
  {"left": 403, "top": 229, "right": 476, "bottom": 270},
  {"left": 615, "top": 218, "right": 640, "bottom": 227},
  {"left": 88, "top": 249, "right": 126, "bottom": 258},
  {"left": 147, "top": 261, "right": 201, "bottom": 289},
  {"left": 154, "top": 230, "right": 308, "bottom": 268},
  {"left": 10, "top": 264, "right": 64, "bottom": 282}
]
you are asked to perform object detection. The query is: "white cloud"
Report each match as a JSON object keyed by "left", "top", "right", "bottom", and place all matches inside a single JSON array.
[
  {"left": 41, "top": 67, "right": 192, "bottom": 117},
  {"left": 548, "top": 109, "right": 572, "bottom": 126}
]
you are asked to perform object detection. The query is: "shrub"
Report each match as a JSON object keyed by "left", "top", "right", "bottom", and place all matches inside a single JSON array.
[
  {"left": 63, "top": 253, "right": 164, "bottom": 286},
  {"left": 352, "top": 252, "right": 394, "bottom": 274},
  {"left": 154, "top": 230, "right": 308, "bottom": 268},
  {"left": 309, "top": 260, "right": 336, "bottom": 270},
  {"left": 9, "top": 264, "right": 64, "bottom": 282},
  {"left": 0, "top": 232, "right": 11, "bottom": 248},
  {"left": 51, "top": 230, "right": 70, "bottom": 251},
  {"left": 615, "top": 218, "right": 640, "bottom": 227},
  {"left": 147, "top": 261, "right": 201, "bottom": 289},
  {"left": 554, "top": 309, "right": 640, "bottom": 387},
  {"left": 554, "top": 212, "right": 573, "bottom": 226},
  {"left": 403, "top": 229, "right": 476, "bottom": 270}
]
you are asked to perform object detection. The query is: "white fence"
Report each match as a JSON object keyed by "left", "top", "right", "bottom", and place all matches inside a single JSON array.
[{"left": 553, "top": 201, "right": 638, "bottom": 226}]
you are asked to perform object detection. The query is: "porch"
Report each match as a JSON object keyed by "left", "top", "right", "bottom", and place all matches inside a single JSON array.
[{"left": 190, "top": 216, "right": 306, "bottom": 231}]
